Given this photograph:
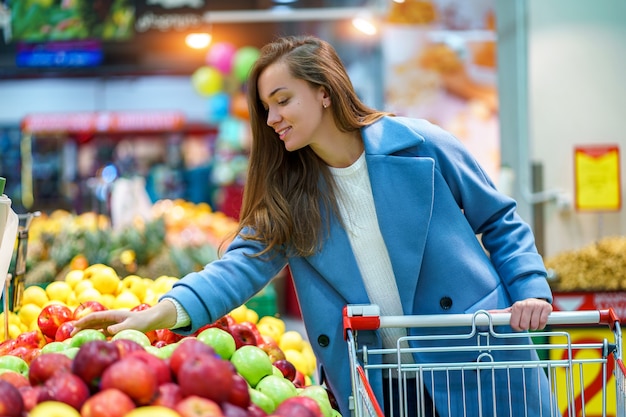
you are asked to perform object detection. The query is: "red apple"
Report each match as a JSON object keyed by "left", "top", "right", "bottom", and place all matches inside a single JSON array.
[
  {"left": 221, "top": 402, "right": 247, "bottom": 417},
  {"left": 152, "top": 382, "right": 183, "bottom": 409},
  {"left": 239, "top": 321, "right": 262, "bottom": 344},
  {"left": 227, "top": 373, "right": 251, "bottom": 409},
  {"left": 0, "top": 379, "right": 24, "bottom": 417},
  {"left": 73, "top": 301, "right": 107, "bottom": 320},
  {"left": 112, "top": 338, "right": 145, "bottom": 357},
  {"left": 292, "top": 370, "right": 306, "bottom": 388},
  {"left": 258, "top": 335, "right": 286, "bottom": 363},
  {"left": 100, "top": 356, "right": 159, "bottom": 405},
  {"left": 273, "top": 359, "right": 297, "bottom": 382},
  {"left": 177, "top": 353, "right": 234, "bottom": 403},
  {"left": 19, "top": 385, "right": 41, "bottom": 412},
  {"left": 71, "top": 340, "right": 120, "bottom": 391},
  {"left": 15, "top": 330, "right": 44, "bottom": 349},
  {"left": 228, "top": 323, "right": 258, "bottom": 349},
  {"left": 28, "top": 352, "right": 72, "bottom": 385},
  {"left": 54, "top": 320, "right": 77, "bottom": 342},
  {"left": 39, "top": 371, "right": 90, "bottom": 410},
  {"left": 169, "top": 338, "right": 216, "bottom": 375},
  {"left": 0, "top": 370, "right": 29, "bottom": 389},
  {"left": 127, "top": 350, "right": 172, "bottom": 386},
  {"left": 154, "top": 328, "right": 183, "bottom": 345},
  {"left": 7, "top": 346, "right": 41, "bottom": 365},
  {"left": 175, "top": 395, "right": 224, "bottom": 417},
  {"left": 247, "top": 403, "right": 267, "bottom": 417},
  {"left": 81, "top": 388, "right": 136, "bottom": 417},
  {"left": 37, "top": 303, "right": 73, "bottom": 340},
  {"left": 274, "top": 396, "right": 324, "bottom": 417},
  {"left": 0, "top": 339, "right": 17, "bottom": 355}
]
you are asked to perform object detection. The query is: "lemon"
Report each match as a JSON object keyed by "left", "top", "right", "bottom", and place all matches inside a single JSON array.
[
  {"left": 100, "top": 293, "right": 116, "bottom": 309},
  {"left": 113, "top": 290, "right": 141, "bottom": 310},
  {"left": 229, "top": 305, "right": 249, "bottom": 323},
  {"left": 284, "top": 348, "right": 309, "bottom": 375},
  {"left": 64, "top": 269, "right": 85, "bottom": 289},
  {"left": 17, "top": 303, "right": 42, "bottom": 328},
  {"left": 66, "top": 291, "right": 79, "bottom": 309},
  {"left": 8, "top": 323, "right": 22, "bottom": 339},
  {"left": 258, "top": 315, "right": 286, "bottom": 336},
  {"left": 45, "top": 281, "right": 73, "bottom": 303},
  {"left": 76, "top": 288, "right": 103, "bottom": 304},
  {"left": 83, "top": 263, "right": 112, "bottom": 280},
  {"left": 21, "top": 285, "right": 49, "bottom": 307},
  {"left": 90, "top": 267, "right": 120, "bottom": 295},
  {"left": 245, "top": 308, "right": 259, "bottom": 324},
  {"left": 153, "top": 276, "right": 178, "bottom": 295},
  {"left": 279, "top": 330, "right": 304, "bottom": 352},
  {"left": 73, "top": 279, "right": 94, "bottom": 295}
]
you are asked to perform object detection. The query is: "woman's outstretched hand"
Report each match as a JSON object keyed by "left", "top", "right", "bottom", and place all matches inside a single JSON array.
[
  {"left": 72, "top": 300, "right": 178, "bottom": 337},
  {"left": 491, "top": 298, "right": 553, "bottom": 332}
]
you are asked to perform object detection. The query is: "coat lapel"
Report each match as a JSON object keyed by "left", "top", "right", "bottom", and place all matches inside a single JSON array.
[
  {"left": 363, "top": 117, "right": 435, "bottom": 312},
  {"left": 307, "top": 117, "right": 436, "bottom": 310}
]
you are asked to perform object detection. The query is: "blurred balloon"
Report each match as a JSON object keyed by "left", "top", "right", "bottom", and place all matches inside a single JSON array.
[
  {"left": 230, "top": 92, "right": 250, "bottom": 120},
  {"left": 221, "top": 74, "right": 242, "bottom": 95},
  {"left": 206, "top": 42, "right": 237, "bottom": 74},
  {"left": 192, "top": 66, "right": 223, "bottom": 96},
  {"left": 206, "top": 92, "right": 231, "bottom": 124},
  {"left": 233, "top": 46, "right": 260, "bottom": 83}
]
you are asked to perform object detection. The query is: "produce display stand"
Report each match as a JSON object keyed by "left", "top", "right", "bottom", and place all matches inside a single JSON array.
[
  {"left": 2, "top": 211, "right": 39, "bottom": 340},
  {"left": 343, "top": 304, "right": 624, "bottom": 417}
]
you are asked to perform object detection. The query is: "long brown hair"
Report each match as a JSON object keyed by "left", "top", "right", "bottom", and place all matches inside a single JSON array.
[{"left": 237, "top": 35, "right": 389, "bottom": 257}]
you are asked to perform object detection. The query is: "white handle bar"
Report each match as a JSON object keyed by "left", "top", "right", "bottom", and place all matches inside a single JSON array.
[{"left": 343, "top": 304, "right": 620, "bottom": 331}]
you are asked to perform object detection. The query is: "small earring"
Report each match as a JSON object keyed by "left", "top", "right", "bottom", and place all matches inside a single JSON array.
[{"left": 323, "top": 103, "right": 328, "bottom": 108}]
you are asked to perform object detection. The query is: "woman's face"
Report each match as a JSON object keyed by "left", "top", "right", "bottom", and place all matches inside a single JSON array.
[{"left": 258, "top": 61, "right": 328, "bottom": 152}]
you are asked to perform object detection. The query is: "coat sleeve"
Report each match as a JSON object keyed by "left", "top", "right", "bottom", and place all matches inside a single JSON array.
[
  {"left": 161, "top": 232, "right": 288, "bottom": 334},
  {"left": 408, "top": 119, "right": 552, "bottom": 303}
]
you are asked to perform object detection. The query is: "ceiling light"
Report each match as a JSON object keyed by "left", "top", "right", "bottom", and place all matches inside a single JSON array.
[{"left": 185, "top": 33, "right": 212, "bottom": 49}]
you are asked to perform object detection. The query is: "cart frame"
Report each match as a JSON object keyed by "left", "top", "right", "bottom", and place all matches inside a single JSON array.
[{"left": 343, "top": 304, "right": 624, "bottom": 417}]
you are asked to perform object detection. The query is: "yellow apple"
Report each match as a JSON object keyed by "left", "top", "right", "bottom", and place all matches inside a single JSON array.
[{"left": 29, "top": 401, "right": 81, "bottom": 417}]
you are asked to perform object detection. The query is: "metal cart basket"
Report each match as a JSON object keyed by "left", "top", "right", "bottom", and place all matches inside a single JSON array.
[{"left": 343, "top": 304, "right": 624, "bottom": 417}]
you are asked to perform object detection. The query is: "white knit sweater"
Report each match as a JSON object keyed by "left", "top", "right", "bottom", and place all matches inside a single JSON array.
[{"left": 329, "top": 152, "right": 411, "bottom": 359}]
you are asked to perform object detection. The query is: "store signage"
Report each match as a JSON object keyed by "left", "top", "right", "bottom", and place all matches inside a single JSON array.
[
  {"left": 574, "top": 145, "right": 621, "bottom": 211},
  {"left": 21, "top": 111, "right": 186, "bottom": 134},
  {"left": 146, "top": 0, "right": 205, "bottom": 8},
  {"left": 553, "top": 291, "right": 626, "bottom": 321},
  {"left": 16, "top": 40, "right": 103, "bottom": 68}
]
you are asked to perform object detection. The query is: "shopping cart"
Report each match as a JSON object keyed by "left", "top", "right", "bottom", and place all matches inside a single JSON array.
[{"left": 343, "top": 304, "right": 624, "bottom": 417}]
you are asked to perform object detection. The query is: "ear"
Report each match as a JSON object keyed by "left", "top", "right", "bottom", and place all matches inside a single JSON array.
[{"left": 318, "top": 86, "right": 330, "bottom": 106}]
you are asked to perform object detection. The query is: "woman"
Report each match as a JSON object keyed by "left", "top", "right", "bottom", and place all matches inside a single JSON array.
[{"left": 74, "top": 36, "right": 553, "bottom": 416}]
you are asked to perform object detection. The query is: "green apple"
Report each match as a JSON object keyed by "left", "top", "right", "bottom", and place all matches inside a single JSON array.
[
  {"left": 41, "top": 341, "right": 69, "bottom": 354},
  {"left": 255, "top": 374, "right": 298, "bottom": 409},
  {"left": 62, "top": 346, "right": 80, "bottom": 359},
  {"left": 0, "top": 355, "right": 28, "bottom": 376},
  {"left": 156, "top": 341, "right": 179, "bottom": 359},
  {"left": 197, "top": 327, "right": 236, "bottom": 360},
  {"left": 69, "top": 329, "right": 106, "bottom": 348},
  {"left": 299, "top": 385, "right": 334, "bottom": 417},
  {"left": 111, "top": 329, "right": 151, "bottom": 347},
  {"left": 249, "top": 387, "right": 276, "bottom": 414},
  {"left": 272, "top": 365, "right": 284, "bottom": 377},
  {"left": 230, "top": 345, "right": 273, "bottom": 387}
]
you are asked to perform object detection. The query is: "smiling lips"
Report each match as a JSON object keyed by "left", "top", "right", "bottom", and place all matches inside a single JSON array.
[{"left": 276, "top": 127, "right": 291, "bottom": 140}]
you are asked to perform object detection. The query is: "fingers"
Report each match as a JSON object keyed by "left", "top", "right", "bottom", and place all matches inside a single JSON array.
[
  {"left": 509, "top": 299, "right": 553, "bottom": 332},
  {"left": 72, "top": 310, "right": 132, "bottom": 336}
]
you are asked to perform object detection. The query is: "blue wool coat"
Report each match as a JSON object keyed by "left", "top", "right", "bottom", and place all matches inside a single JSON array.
[{"left": 165, "top": 116, "right": 554, "bottom": 416}]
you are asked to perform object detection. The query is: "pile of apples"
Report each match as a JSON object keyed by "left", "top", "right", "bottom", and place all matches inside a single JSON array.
[
  {"left": 0, "top": 262, "right": 327, "bottom": 416},
  {"left": 0, "top": 325, "right": 339, "bottom": 417}
]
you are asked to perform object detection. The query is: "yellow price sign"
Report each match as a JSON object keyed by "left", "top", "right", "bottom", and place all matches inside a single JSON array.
[
  {"left": 550, "top": 327, "right": 618, "bottom": 417},
  {"left": 574, "top": 145, "right": 621, "bottom": 211}
]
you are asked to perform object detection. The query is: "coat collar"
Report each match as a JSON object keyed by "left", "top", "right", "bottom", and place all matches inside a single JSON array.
[{"left": 361, "top": 116, "right": 426, "bottom": 156}]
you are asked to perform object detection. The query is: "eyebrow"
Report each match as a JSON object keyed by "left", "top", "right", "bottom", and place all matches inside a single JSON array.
[{"left": 268, "top": 87, "right": 287, "bottom": 98}]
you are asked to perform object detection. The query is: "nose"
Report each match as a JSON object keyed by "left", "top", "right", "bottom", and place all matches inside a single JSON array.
[{"left": 266, "top": 107, "right": 280, "bottom": 127}]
